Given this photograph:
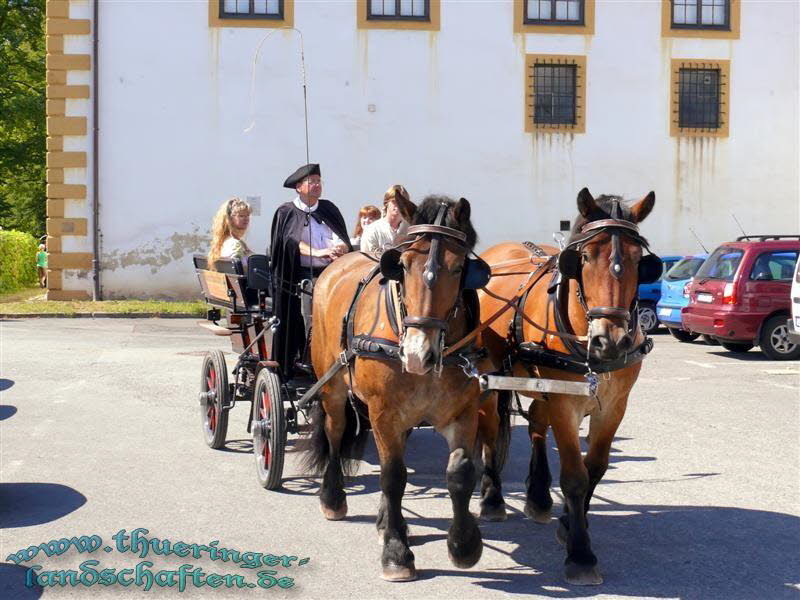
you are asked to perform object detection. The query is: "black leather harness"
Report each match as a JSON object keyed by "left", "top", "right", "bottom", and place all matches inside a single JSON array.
[{"left": 510, "top": 236, "right": 655, "bottom": 376}]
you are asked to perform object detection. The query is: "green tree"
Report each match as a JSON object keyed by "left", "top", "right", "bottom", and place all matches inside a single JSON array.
[{"left": 0, "top": 0, "right": 46, "bottom": 237}]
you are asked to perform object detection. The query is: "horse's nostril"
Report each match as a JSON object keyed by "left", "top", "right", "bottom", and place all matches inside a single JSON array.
[{"left": 618, "top": 334, "right": 633, "bottom": 352}]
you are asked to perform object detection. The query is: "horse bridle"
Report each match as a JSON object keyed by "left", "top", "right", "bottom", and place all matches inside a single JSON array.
[
  {"left": 380, "top": 202, "right": 478, "bottom": 373},
  {"left": 557, "top": 200, "right": 662, "bottom": 335}
]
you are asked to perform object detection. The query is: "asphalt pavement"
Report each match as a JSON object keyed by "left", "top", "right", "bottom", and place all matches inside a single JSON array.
[{"left": 1, "top": 319, "right": 798, "bottom": 599}]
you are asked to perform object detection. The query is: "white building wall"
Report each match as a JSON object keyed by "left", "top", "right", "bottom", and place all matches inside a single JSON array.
[{"left": 95, "top": 0, "right": 799, "bottom": 299}]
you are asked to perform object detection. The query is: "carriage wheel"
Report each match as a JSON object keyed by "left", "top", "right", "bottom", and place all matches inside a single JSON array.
[
  {"left": 200, "top": 350, "right": 230, "bottom": 449},
  {"left": 252, "top": 369, "right": 286, "bottom": 490}
]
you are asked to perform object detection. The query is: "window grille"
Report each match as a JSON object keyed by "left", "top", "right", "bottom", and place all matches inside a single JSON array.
[
  {"left": 525, "top": 0, "right": 583, "bottom": 25},
  {"left": 533, "top": 64, "right": 577, "bottom": 125},
  {"left": 670, "top": 59, "right": 729, "bottom": 137},
  {"left": 678, "top": 68, "right": 721, "bottom": 128},
  {"left": 671, "top": 0, "right": 729, "bottom": 29},
  {"left": 368, "top": 0, "right": 429, "bottom": 20},
  {"left": 525, "top": 56, "right": 585, "bottom": 133},
  {"left": 220, "top": 0, "right": 282, "bottom": 19}
]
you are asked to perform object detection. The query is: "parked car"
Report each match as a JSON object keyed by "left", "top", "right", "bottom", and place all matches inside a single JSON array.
[
  {"left": 789, "top": 257, "right": 800, "bottom": 344},
  {"left": 656, "top": 253, "right": 708, "bottom": 342},
  {"left": 638, "top": 255, "right": 681, "bottom": 333},
  {"left": 682, "top": 235, "right": 800, "bottom": 360}
]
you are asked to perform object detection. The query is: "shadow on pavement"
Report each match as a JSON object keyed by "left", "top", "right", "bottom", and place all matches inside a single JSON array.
[
  {"left": 0, "top": 483, "right": 86, "bottom": 529},
  {"left": 278, "top": 424, "right": 798, "bottom": 598},
  {"left": 0, "top": 563, "right": 42, "bottom": 599},
  {"left": 0, "top": 405, "right": 18, "bottom": 421},
  {"left": 708, "top": 351, "right": 779, "bottom": 362}
]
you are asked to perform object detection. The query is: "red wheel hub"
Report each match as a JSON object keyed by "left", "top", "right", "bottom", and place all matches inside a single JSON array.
[
  {"left": 260, "top": 389, "right": 271, "bottom": 467},
  {"left": 206, "top": 367, "right": 217, "bottom": 431}
]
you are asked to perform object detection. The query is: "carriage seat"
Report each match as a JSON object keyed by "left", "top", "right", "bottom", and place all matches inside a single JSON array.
[{"left": 193, "top": 254, "right": 272, "bottom": 313}]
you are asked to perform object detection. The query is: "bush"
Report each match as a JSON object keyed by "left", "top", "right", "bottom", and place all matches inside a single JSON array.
[{"left": 0, "top": 230, "right": 38, "bottom": 293}]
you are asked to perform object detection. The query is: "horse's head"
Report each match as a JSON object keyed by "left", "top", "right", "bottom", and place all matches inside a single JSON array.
[
  {"left": 560, "top": 188, "right": 660, "bottom": 362},
  {"left": 380, "top": 194, "right": 487, "bottom": 375}
]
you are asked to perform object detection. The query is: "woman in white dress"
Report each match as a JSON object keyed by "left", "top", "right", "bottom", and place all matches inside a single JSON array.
[{"left": 207, "top": 197, "right": 253, "bottom": 268}]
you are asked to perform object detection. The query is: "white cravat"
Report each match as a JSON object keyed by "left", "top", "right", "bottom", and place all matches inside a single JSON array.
[{"left": 292, "top": 197, "right": 341, "bottom": 268}]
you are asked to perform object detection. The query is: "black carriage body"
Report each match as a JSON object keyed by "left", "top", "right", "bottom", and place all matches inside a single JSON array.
[{"left": 193, "top": 253, "right": 315, "bottom": 489}]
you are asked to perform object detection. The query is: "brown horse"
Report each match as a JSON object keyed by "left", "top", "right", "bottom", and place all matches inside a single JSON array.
[
  {"left": 304, "top": 195, "right": 493, "bottom": 581},
  {"left": 477, "top": 188, "right": 659, "bottom": 585}
]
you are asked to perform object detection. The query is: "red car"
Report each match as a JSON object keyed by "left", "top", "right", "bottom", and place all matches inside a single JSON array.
[{"left": 682, "top": 236, "right": 800, "bottom": 360}]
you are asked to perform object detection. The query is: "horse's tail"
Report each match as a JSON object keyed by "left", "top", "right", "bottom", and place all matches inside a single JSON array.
[
  {"left": 494, "top": 390, "right": 512, "bottom": 473},
  {"left": 300, "top": 399, "right": 368, "bottom": 477}
]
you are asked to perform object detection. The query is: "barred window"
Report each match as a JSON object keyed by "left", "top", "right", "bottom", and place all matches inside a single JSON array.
[
  {"left": 678, "top": 68, "right": 720, "bottom": 128},
  {"left": 672, "top": 0, "right": 729, "bottom": 29},
  {"left": 525, "top": 0, "right": 583, "bottom": 25},
  {"left": 525, "top": 55, "right": 585, "bottom": 133},
  {"left": 670, "top": 59, "right": 729, "bottom": 137},
  {"left": 534, "top": 65, "right": 576, "bottom": 125},
  {"left": 368, "top": 0, "right": 429, "bottom": 20},
  {"left": 220, "top": 0, "right": 282, "bottom": 19}
]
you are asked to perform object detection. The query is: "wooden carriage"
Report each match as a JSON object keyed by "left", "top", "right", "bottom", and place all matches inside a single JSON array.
[{"left": 193, "top": 253, "right": 296, "bottom": 490}]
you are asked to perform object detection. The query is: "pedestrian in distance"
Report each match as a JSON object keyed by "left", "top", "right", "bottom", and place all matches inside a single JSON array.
[{"left": 36, "top": 243, "right": 47, "bottom": 288}]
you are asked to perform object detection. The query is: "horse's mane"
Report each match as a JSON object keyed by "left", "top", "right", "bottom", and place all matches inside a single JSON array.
[{"left": 413, "top": 195, "right": 478, "bottom": 250}]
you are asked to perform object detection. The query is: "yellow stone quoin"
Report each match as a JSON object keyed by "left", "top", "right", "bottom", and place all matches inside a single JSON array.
[
  {"left": 45, "top": 0, "right": 94, "bottom": 298},
  {"left": 47, "top": 152, "right": 87, "bottom": 168}
]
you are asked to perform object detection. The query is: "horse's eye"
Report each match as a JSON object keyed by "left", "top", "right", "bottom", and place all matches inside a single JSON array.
[{"left": 452, "top": 267, "right": 463, "bottom": 275}]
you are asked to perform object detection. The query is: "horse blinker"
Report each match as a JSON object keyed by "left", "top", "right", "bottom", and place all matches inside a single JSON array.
[
  {"left": 558, "top": 249, "right": 582, "bottom": 280},
  {"left": 380, "top": 248, "right": 403, "bottom": 281},
  {"left": 463, "top": 257, "right": 491, "bottom": 290},
  {"left": 638, "top": 254, "right": 663, "bottom": 284}
]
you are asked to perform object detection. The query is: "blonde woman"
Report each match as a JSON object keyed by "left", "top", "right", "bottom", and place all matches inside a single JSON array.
[{"left": 207, "top": 197, "right": 253, "bottom": 268}]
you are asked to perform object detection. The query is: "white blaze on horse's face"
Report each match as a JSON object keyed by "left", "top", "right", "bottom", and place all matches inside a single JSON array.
[
  {"left": 401, "top": 328, "right": 436, "bottom": 375},
  {"left": 398, "top": 242, "right": 463, "bottom": 375}
]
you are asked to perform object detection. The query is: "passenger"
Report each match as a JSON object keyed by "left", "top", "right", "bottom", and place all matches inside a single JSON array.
[
  {"left": 208, "top": 197, "right": 253, "bottom": 268},
  {"left": 360, "top": 185, "right": 410, "bottom": 254},
  {"left": 350, "top": 204, "right": 381, "bottom": 250}
]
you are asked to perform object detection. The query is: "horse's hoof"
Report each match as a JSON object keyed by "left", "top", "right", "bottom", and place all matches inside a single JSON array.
[
  {"left": 448, "top": 543, "right": 483, "bottom": 569},
  {"left": 320, "top": 500, "right": 347, "bottom": 521},
  {"left": 565, "top": 562, "right": 603, "bottom": 586},
  {"left": 480, "top": 503, "right": 507, "bottom": 522},
  {"left": 523, "top": 502, "right": 552, "bottom": 524},
  {"left": 447, "top": 527, "right": 483, "bottom": 569},
  {"left": 381, "top": 564, "right": 417, "bottom": 582},
  {"left": 555, "top": 521, "right": 568, "bottom": 546}
]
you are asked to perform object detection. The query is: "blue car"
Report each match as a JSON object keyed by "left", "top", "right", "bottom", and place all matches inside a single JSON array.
[
  {"left": 638, "top": 255, "right": 681, "bottom": 333},
  {"left": 656, "top": 253, "right": 709, "bottom": 342}
]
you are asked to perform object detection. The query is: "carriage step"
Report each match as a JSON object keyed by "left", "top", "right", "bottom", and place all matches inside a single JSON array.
[
  {"left": 478, "top": 375, "right": 591, "bottom": 396},
  {"left": 196, "top": 321, "right": 233, "bottom": 336}
]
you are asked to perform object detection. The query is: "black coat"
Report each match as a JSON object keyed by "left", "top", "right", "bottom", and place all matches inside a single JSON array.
[{"left": 268, "top": 199, "right": 351, "bottom": 376}]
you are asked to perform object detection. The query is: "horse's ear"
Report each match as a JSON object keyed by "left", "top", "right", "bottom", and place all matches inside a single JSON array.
[
  {"left": 454, "top": 197, "right": 471, "bottom": 224},
  {"left": 394, "top": 186, "right": 416, "bottom": 223},
  {"left": 630, "top": 191, "right": 655, "bottom": 223},
  {"left": 576, "top": 188, "right": 598, "bottom": 218}
]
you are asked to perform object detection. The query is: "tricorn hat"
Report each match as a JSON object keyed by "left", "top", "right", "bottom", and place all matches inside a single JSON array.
[{"left": 283, "top": 163, "right": 321, "bottom": 189}]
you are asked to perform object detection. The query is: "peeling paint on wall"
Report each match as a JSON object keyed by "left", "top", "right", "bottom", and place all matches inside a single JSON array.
[{"left": 102, "top": 230, "right": 211, "bottom": 274}]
